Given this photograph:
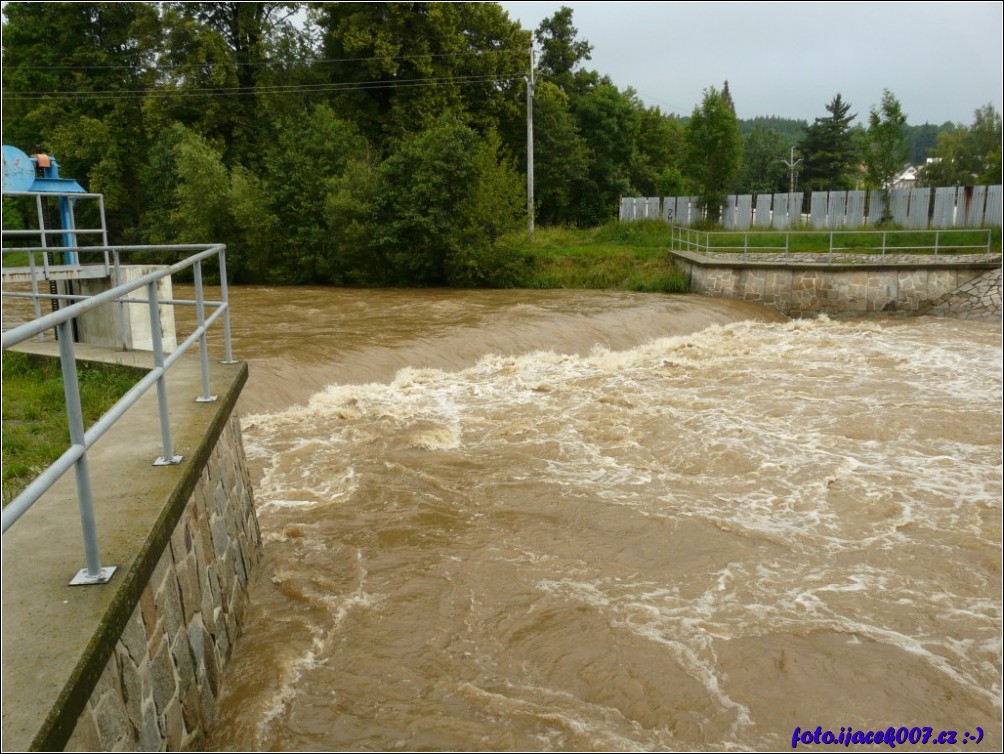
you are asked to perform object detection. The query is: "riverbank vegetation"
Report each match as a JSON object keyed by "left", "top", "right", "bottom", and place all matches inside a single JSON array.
[
  {"left": 1, "top": 352, "right": 143, "bottom": 506},
  {"left": 2, "top": 3, "right": 1000, "bottom": 288},
  {"left": 510, "top": 222, "right": 687, "bottom": 292}
]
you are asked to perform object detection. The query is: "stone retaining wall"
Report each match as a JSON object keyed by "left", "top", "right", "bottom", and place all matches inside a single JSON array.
[
  {"left": 669, "top": 250, "right": 1002, "bottom": 319},
  {"left": 63, "top": 416, "right": 261, "bottom": 751},
  {"left": 927, "top": 267, "right": 1002, "bottom": 320}
]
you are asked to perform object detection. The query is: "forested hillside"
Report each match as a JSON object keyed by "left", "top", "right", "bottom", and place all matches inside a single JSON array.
[{"left": 3, "top": 3, "right": 999, "bottom": 285}]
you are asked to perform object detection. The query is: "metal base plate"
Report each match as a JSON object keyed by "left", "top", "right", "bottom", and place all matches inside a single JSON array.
[
  {"left": 69, "top": 565, "right": 117, "bottom": 586},
  {"left": 195, "top": 395, "right": 218, "bottom": 403},
  {"left": 153, "top": 454, "right": 183, "bottom": 466}
]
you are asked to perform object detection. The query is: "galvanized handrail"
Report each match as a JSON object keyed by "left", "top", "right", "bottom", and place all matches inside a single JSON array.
[
  {"left": 668, "top": 226, "right": 994, "bottom": 258},
  {"left": 1, "top": 243, "right": 235, "bottom": 585}
]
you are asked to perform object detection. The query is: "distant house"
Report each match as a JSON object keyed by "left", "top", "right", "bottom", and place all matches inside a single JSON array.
[{"left": 891, "top": 164, "right": 918, "bottom": 189}]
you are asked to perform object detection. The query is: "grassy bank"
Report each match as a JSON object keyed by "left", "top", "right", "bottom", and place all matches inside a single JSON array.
[
  {"left": 1, "top": 351, "right": 144, "bottom": 506},
  {"left": 502, "top": 221, "right": 1000, "bottom": 292},
  {"left": 511, "top": 221, "right": 688, "bottom": 292}
]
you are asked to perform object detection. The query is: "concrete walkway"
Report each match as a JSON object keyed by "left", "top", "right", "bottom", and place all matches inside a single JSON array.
[{"left": 2, "top": 342, "right": 247, "bottom": 751}]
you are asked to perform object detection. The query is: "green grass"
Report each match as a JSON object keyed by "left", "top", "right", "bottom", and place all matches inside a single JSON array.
[
  {"left": 1, "top": 351, "right": 145, "bottom": 506},
  {"left": 502, "top": 220, "right": 999, "bottom": 292},
  {"left": 2, "top": 251, "right": 31, "bottom": 267},
  {"left": 510, "top": 221, "right": 689, "bottom": 292}
]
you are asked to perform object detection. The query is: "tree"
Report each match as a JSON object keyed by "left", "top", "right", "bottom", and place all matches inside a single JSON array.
[
  {"left": 332, "top": 118, "right": 525, "bottom": 286},
  {"left": 684, "top": 86, "right": 743, "bottom": 223},
  {"left": 532, "top": 81, "right": 591, "bottom": 225},
  {"left": 258, "top": 105, "right": 368, "bottom": 283},
  {"left": 920, "top": 104, "right": 1003, "bottom": 187},
  {"left": 316, "top": 2, "right": 528, "bottom": 152},
  {"left": 162, "top": 2, "right": 300, "bottom": 165},
  {"left": 737, "top": 125, "right": 789, "bottom": 195},
  {"left": 535, "top": 6, "right": 592, "bottom": 92},
  {"left": 862, "top": 89, "right": 908, "bottom": 191},
  {"left": 630, "top": 105, "right": 686, "bottom": 198},
  {"left": 970, "top": 103, "right": 1003, "bottom": 184},
  {"left": 143, "top": 6, "right": 245, "bottom": 159},
  {"left": 799, "top": 94, "right": 859, "bottom": 191},
  {"left": 138, "top": 123, "right": 231, "bottom": 247},
  {"left": 572, "top": 82, "right": 640, "bottom": 225}
]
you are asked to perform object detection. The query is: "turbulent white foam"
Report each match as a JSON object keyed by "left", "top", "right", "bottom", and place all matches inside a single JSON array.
[{"left": 230, "top": 314, "right": 1001, "bottom": 751}]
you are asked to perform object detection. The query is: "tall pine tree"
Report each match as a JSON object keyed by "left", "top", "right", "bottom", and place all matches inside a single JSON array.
[{"left": 799, "top": 94, "right": 859, "bottom": 191}]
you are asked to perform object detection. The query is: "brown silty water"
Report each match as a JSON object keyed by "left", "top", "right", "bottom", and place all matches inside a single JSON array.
[{"left": 8, "top": 286, "right": 1002, "bottom": 750}]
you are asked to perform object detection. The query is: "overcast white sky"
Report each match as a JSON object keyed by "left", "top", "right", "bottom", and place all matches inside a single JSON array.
[{"left": 499, "top": 1, "right": 1003, "bottom": 126}]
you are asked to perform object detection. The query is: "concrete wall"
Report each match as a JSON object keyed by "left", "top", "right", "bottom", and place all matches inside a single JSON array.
[
  {"left": 669, "top": 250, "right": 1002, "bottom": 319},
  {"left": 73, "top": 265, "right": 178, "bottom": 352},
  {"left": 64, "top": 416, "right": 260, "bottom": 751}
]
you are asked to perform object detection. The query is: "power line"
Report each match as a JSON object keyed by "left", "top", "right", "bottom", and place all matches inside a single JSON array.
[
  {"left": 1, "top": 48, "right": 527, "bottom": 73},
  {"left": 1, "top": 72, "right": 526, "bottom": 102}
]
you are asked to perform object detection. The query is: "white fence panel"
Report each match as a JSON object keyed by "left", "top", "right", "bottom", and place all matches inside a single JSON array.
[
  {"left": 889, "top": 189, "right": 910, "bottom": 225},
  {"left": 632, "top": 197, "right": 647, "bottom": 219},
  {"left": 810, "top": 192, "right": 828, "bottom": 229},
  {"left": 965, "top": 186, "right": 988, "bottom": 227},
  {"left": 735, "top": 195, "right": 753, "bottom": 230},
  {"left": 754, "top": 194, "right": 772, "bottom": 228},
  {"left": 985, "top": 185, "right": 1002, "bottom": 226},
  {"left": 786, "top": 192, "right": 803, "bottom": 228},
  {"left": 907, "top": 187, "right": 930, "bottom": 229},
  {"left": 869, "top": 191, "right": 886, "bottom": 226},
  {"left": 619, "top": 197, "right": 630, "bottom": 221},
  {"left": 828, "top": 191, "right": 847, "bottom": 228},
  {"left": 932, "top": 187, "right": 957, "bottom": 227}
]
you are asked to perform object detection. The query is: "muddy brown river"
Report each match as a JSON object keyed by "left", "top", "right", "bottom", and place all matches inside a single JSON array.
[{"left": 27, "top": 285, "right": 1003, "bottom": 751}]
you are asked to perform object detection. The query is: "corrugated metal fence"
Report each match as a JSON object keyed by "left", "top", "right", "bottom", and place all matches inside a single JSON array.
[{"left": 620, "top": 186, "right": 1003, "bottom": 228}]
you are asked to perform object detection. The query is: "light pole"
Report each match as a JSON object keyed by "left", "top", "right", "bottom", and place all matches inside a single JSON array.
[
  {"left": 782, "top": 145, "right": 802, "bottom": 193},
  {"left": 526, "top": 44, "right": 535, "bottom": 233}
]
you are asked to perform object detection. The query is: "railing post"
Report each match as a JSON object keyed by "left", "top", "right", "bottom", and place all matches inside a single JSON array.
[
  {"left": 113, "top": 249, "right": 128, "bottom": 350},
  {"left": 59, "top": 320, "right": 117, "bottom": 585},
  {"left": 217, "top": 247, "right": 236, "bottom": 364},
  {"left": 28, "top": 252, "right": 44, "bottom": 341},
  {"left": 882, "top": 231, "right": 887, "bottom": 256},
  {"left": 744, "top": 232, "right": 748, "bottom": 254},
  {"left": 148, "top": 281, "right": 182, "bottom": 466},
  {"left": 193, "top": 260, "right": 217, "bottom": 403},
  {"left": 828, "top": 231, "right": 834, "bottom": 264},
  {"left": 934, "top": 230, "right": 940, "bottom": 255}
]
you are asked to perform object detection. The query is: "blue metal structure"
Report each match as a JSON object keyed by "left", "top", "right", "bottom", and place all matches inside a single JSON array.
[{"left": 2, "top": 144, "right": 87, "bottom": 262}]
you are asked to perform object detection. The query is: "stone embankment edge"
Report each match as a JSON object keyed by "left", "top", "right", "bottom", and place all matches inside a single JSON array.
[
  {"left": 667, "top": 249, "right": 1002, "bottom": 319},
  {"left": 14, "top": 359, "right": 256, "bottom": 751}
]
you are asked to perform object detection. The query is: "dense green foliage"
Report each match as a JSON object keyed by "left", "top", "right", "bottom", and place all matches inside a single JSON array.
[
  {"left": 2, "top": 3, "right": 997, "bottom": 286},
  {"left": 1, "top": 352, "right": 144, "bottom": 505},
  {"left": 862, "top": 89, "right": 908, "bottom": 193},
  {"left": 685, "top": 86, "right": 742, "bottom": 222},
  {"left": 919, "top": 104, "right": 1003, "bottom": 187}
]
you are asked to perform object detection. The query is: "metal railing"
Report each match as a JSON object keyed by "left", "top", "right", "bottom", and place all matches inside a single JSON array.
[
  {"left": 1, "top": 244, "right": 235, "bottom": 585},
  {"left": 669, "top": 226, "right": 994, "bottom": 261}
]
